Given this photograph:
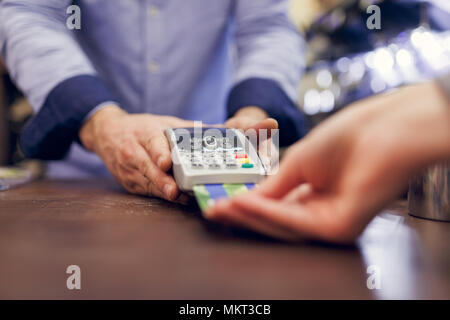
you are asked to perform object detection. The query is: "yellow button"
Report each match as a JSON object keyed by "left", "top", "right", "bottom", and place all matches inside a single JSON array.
[{"left": 238, "top": 158, "right": 250, "bottom": 164}]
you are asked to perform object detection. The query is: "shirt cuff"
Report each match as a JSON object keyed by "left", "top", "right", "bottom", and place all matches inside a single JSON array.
[
  {"left": 20, "top": 75, "right": 118, "bottom": 160},
  {"left": 227, "top": 78, "right": 307, "bottom": 146},
  {"left": 82, "top": 100, "right": 119, "bottom": 124}
]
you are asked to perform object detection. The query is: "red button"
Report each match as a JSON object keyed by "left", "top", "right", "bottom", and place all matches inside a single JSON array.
[{"left": 235, "top": 154, "right": 248, "bottom": 159}]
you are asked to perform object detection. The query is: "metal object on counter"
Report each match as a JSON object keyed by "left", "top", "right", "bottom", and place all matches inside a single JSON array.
[{"left": 408, "top": 163, "right": 450, "bottom": 222}]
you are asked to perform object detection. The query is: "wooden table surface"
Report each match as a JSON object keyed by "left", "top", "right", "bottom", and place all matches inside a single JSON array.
[{"left": 0, "top": 179, "right": 449, "bottom": 299}]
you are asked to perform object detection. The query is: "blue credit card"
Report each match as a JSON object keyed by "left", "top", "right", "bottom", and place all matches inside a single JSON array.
[{"left": 193, "top": 183, "right": 256, "bottom": 212}]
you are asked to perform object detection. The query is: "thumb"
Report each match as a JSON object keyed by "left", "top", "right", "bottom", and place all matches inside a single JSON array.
[
  {"left": 139, "top": 132, "right": 172, "bottom": 172},
  {"left": 256, "top": 141, "right": 307, "bottom": 199},
  {"left": 248, "top": 118, "right": 278, "bottom": 132}
]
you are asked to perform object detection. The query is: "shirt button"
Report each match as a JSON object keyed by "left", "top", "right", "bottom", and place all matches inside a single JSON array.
[
  {"left": 148, "top": 61, "right": 160, "bottom": 73},
  {"left": 148, "top": 6, "right": 159, "bottom": 17}
]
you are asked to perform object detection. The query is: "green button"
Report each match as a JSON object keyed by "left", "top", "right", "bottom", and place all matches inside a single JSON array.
[{"left": 242, "top": 163, "right": 254, "bottom": 169}]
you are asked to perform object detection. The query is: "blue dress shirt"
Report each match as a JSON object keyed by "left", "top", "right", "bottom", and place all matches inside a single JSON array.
[{"left": 0, "top": 0, "right": 306, "bottom": 178}]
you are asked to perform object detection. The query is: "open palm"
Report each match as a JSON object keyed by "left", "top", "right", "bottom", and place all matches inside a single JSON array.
[{"left": 206, "top": 83, "right": 450, "bottom": 243}]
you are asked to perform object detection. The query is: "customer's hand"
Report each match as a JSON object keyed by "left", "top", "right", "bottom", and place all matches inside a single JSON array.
[
  {"left": 79, "top": 105, "right": 194, "bottom": 202},
  {"left": 206, "top": 82, "right": 450, "bottom": 243}
]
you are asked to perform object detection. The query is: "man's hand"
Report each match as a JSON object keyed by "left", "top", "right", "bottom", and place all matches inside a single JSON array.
[
  {"left": 79, "top": 105, "right": 194, "bottom": 202},
  {"left": 226, "top": 106, "right": 280, "bottom": 173},
  {"left": 206, "top": 83, "right": 450, "bottom": 243},
  {"left": 225, "top": 106, "right": 278, "bottom": 132},
  {"left": 79, "top": 105, "right": 280, "bottom": 202}
]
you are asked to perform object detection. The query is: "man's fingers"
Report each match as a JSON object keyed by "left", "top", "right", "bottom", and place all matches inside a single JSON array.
[
  {"left": 167, "top": 117, "right": 196, "bottom": 128},
  {"left": 224, "top": 117, "right": 247, "bottom": 129},
  {"left": 139, "top": 132, "right": 172, "bottom": 172},
  {"left": 248, "top": 118, "right": 278, "bottom": 133},
  {"left": 145, "top": 178, "right": 171, "bottom": 200},
  {"left": 226, "top": 117, "right": 278, "bottom": 134},
  {"left": 119, "top": 165, "right": 187, "bottom": 203},
  {"left": 258, "top": 139, "right": 279, "bottom": 175},
  {"left": 205, "top": 199, "right": 303, "bottom": 241},
  {"left": 119, "top": 167, "right": 151, "bottom": 196},
  {"left": 144, "top": 163, "right": 179, "bottom": 201},
  {"left": 126, "top": 144, "right": 180, "bottom": 201}
]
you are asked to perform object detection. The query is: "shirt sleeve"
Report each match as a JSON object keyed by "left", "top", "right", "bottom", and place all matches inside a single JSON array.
[
  {"left": 229, "top": 0, "right": 308, "bottom": 145},
  {"left": 0, "top": 0, "right": 117, "bottom": 159}
]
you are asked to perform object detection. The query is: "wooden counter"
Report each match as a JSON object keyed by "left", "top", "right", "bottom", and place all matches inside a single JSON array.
[{"left": 0, "top": 179, "right": 449, "bottom": 299}]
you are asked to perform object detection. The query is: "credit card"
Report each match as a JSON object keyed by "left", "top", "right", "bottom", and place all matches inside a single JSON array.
[
  {"left": 193, "top": 183, "right": 256, "bottom": 212},
  {"left": 0, "top": 167, "right": 33, "bottom": 191}
]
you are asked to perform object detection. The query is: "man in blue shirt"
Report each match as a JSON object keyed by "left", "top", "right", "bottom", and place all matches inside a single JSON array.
[{"left": 0, "top": 0, "right": 306, "bottom": 202}]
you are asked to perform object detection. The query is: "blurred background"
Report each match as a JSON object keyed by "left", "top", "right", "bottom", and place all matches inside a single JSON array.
[{"left": 1, "top": 0, "right": 449, "bottom": 177}]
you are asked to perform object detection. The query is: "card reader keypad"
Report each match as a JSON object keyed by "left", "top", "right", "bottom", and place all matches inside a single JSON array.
[
  {"left": 165, "top": 128, "right": 265, "bottom": 191},
  {"left": 178, "top": 136, "right": 255, "bottom": 170},
  {"left": 181, "top": 150, "right": 254, "bottom": 170}
]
